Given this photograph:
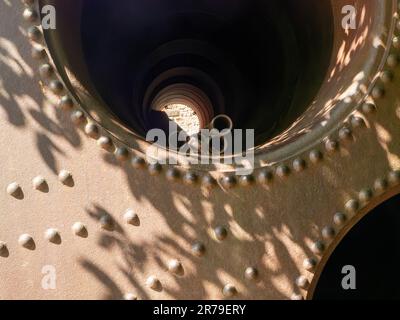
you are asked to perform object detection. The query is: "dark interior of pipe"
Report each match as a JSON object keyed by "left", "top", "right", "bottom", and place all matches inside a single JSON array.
[{"left": 80, "top": 0, "right": 334, "bottom": 145}]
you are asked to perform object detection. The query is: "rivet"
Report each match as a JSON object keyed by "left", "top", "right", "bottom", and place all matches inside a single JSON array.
[
  {"left": 72, "top": 222, "right": 88, "bottom": 238},
  {"left": 124, "top": 293, "right": 137, "bottom": 300},
  {"left": 333, "top": 212, "right": 347, "bottom": 226},
  {"left": 295, "top": 276, "right": 309, "bottom": 290},
  {"left": 258, "top": 169, "right": 273, "bottom": 184},
  {"left": 222, "top": 284, "right": 237, "bottom": 297},
  {"left": 148, "top": 163, "right": 162, "bottom": 176},
  {"left": 214, "top": 226, "right": 228, "bottom": 241},
  {"left": 146, "top": 276, "right": 161, "bottom": 291},
  {"left": 98, "top": 136, "right": 114, "bottom": 152},
  {"left": 244, "top": 267, "right": 259, "bottom": 280},
  {"left": 115, "top": 147, "right": 130, "bottom": 162},
  {"left": 393, "top": 37, "right": 400, "bottom": 49},
  {"left": 293, "top": 158, "right": 306, "bottom": 172},
  {"left": 123, "top": 209, "right": 140, "bottom": 226},
  {"left": 31, "top": 45, "right": 46, "bottom": 59},
  {"left": 39, "top": 64, "right": 53, "bottom": 78},
  {"left": 359, "top": 188, "right": 373, "bottom": 203},
  {"left": 166, "top": 168, "right": 181, "bottom": 182},
  {"left": 325, "top": 139, "right": 339, "bottom": 153},
  {"left": 18, "top": 234, "right": 35, "bottom": 250},
  {"left": 84, "top": 123, "right": 100, "bottom": 139},
  {"left": 276, "top": 165, "right": 290, "bottom": 178},
  {"left": 32, "top": 175, "right": 47, "bottom": 191},
  {"left": 311, "top": 241, "right": 325, "bottom": 255},
  {"left": 7, "top": 182, "right": 22, "bottom": 197},
  {"left": 100, "top": 214, "right": 114, "bottom": 231},
  {"left": 303, "top": 258, "right": 317, "bottom": 271},
  {"left": 192, "top": 242, "right": 206, "bottom": 257},
  {"left": 44, "top": 228, "right": 61, "bottom": 244},
  {"left": 371, "top": 86, "right": 385, "bottom": 99},
  {"left": 58, "top": 96, "right": 74, "bottom": 110},
  {"left": 23, "top": 7, "right": 38, "bottom": 22},
  {"left": 239, "top": 175, "right": 254, "bottom": 186},
  {"left": 131, "top": 156, "right": 146, "bottom": 169},
  {"left": 291, "top": 293, "right": 304, "bottom": 300},
  {"left": 322, "top": 226, "right": 335, "bottom": 240},
  {"left": 388, "top": 170, "right": 400, "bottom": 185},
  {"left": 387, "top": 54, "right": 399, "bottom": 68},
  {"left": 374, "top": 178, "right": 388, "bottom": 193},
  {"left": 183, "top": 172, "right": 198, "bottom": 185},
  {"left": 71, "top": 110, "right": 86, "bottom": 125},
  {"left": 168, "top": 259, "right": 183, "bottom": 275},
  {"left": 361, "top": 103, "right": 377, "bottom": 114},
  {"left": 0, "top": 241, "right": 9, "bottom": 258},
  {"left": 220, "top": 175, "right": 237, "bottom": 189},
  {"left": 202, "top": 175, "right": 217, "bottom": 188},
  {"left": 49, "top": 80, "right": 64, "bottom": 95},
  {"left": 345, "top": 199, "right": 359, "bottom": 214},
  {"left": 58, "top": 170, "right": 72, "bottom": 185},
  {"left": 350, "top": 116, "right": 366, "bottom": 128},
  {"left": 339, "top": 127, "right": 353, "bottom": 141},
  {"left": 381, "top": 71, "right": 394, "bottom": 83},
  {"left": 27, "top": 26, "right": 41, "bottom": 41},
  {"left": 309, "top": 150, "right": 323, "bottom": 164}
]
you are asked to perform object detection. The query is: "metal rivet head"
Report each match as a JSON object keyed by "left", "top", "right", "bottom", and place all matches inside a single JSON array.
[
  {"left": 98, "top": 136, "right": 114, "bottom": 152},
  {"left": 100, "top": 215, "right": 114, "bottom": 231},
  {"left": 192, "top": 242, "right": 206, "bottom": 257},
  {"left": 58, "top": 96, "right": 74, "bottom": 110},
  {"left": 18, "top": 234, "right": 35, "bottom": 250},
  {"left": 276, "top": 165, "right": 290, "bottom": 178},
  {"left": 148, "top": 163, "right": 162, "bottom": 176},
  {"left": 293, "top": 158, "right": 306, "bottom": 172},
  {"left": 371, "top": 86, "right": 385, "bottom": 99},
  {"left": 0, "top": 241, "right": 9, "bottom": 257},
  {"left": 123, "top": 209, "right": 139, "bottom": 226},
  {"left": 239, "top": 175, "right": 254, "bottom": 186},
  {"left": 325, "top": 139, "right": 339, "bottom": 153},
  {"left": 345, "top": 199, "right": 359, "bottom": 214},
  {"left": 124, "top": 293, "right": 137, "bottom": 300},
  {"left": 115, "top": 147, "right": 130, "bottom": 162},
  {"left": 146, "top": 276, "right": 161, "bottom": 291},
  {"left": 84, "top": 123, "right": 100, "bottom": 139},
  {"left": 58, "top": 170, "right": 72, "bottom": 185},
  {"left": 258, "top": 169, "right": 273, "bottom": 184},
  {"left": 31, "top": 45, "right": 46, "bottom": 59},
  {"left": 311, "top": 241, "right": 325, "bottom": 255},
  {"left": 222, "top": 284, "right": 237, "bottom": 297},
  {"left": 201, "top": 175, "right": 216, "bottom": 188},
  {"left": 32, "top": 175, "right": 47, "bottom": 191},
  {"left": 221, "top": 175, "right": 237, "bottom": 189},
  {"left": 71, "top": 110, "right": 86, "bottom": 125},
  {"left": 303, "top": 258, "right": 317, "bottom": 271},
  {"left": 381, "top": 71, "right": 394, "bottom": 83},
  {"left": 351, "top": 116, "right": 366, "bottom": 128},
  {"left": 39, "top": 63, "right": 53, "bottom": 78},
  {"left": 214, "top": 226, "right": 228, "bottom": 241},
  {"left": 295, "top": 276, "right": 309, "bottom": 289},
  {"left": 393, "top": 37, "right": 400, "bottom": 49},
  {"left": 168, "top": 259, "right": 183, "bottom": 275},
  {"left": 339, "top": 127, "right": 353, "bottom": 141},
  {"left": 361, "top": 103, "right": 377, "bottom": 114},
  {"left": 359, "top": 188, "right": 373, "bottom": 203},
  {"left": 23, "top": 7, "right": 38, "bottom": 22},
  {"left": 49, "top": 80, "right": 64, "bottom": 95},
  {"left": 387, "top": 54, "right": 399, "bottom": 68},
  {"left": 131, "top": 156, "right": 146, "bottom": 169},
  {"left": 166, "top": 168, "right": 181, "bottom": 182},
  {"left": 27, "top": 26, "right": 41, "bottom": 41},
  {"left": 44, "top": 228, "right": 61, "bottom": 244},
  {"left": 374, "top": 178, "right": 388, "bottom": 193},
  {"left": 322, "top": 226, "right": 335, "bottom": 240},
  {"left": 7, "top": 182, "right": 22, "bottom": 197},
  {"left": 244, "top": 267, "right": 259, "bottom": 280},
  {"left": 72, "top": 222, "right": 88, "bottom": 238},
  {"left": 309, "top": 150, "right": 323, "bottom": 164},
  {"left": 334, "top": 212, "right": 347, "bottom": 226},
  {"left": 388, "top": 170, "right": 400, "bottom": 185},
  {"left": 183, "top": 172, "right": 198, "bottom": 185}
]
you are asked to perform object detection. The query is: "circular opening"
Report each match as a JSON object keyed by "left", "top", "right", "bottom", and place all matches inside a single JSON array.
[{"left": 41, "top": 0, "right": 391, "bottom": 164}]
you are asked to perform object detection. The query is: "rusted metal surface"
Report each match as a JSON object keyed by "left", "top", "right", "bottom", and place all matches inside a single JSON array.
[{"left": 0, "top": 0, "right": 399, "bottom": 300}]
